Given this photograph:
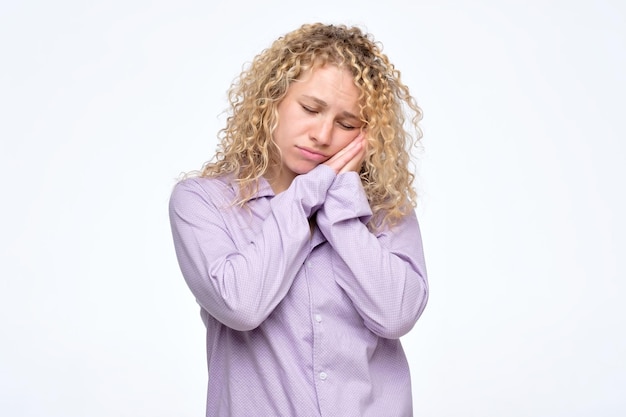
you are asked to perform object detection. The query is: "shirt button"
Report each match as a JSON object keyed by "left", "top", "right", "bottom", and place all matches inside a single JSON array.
[
  {"left": 319, "top": 372, "right": 328, "bottom": 380},
  {"left": 314, "top": 314, "right": 322, "bottom": 323}
]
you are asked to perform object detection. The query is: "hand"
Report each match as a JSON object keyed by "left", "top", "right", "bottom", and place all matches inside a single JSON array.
[{"left": 324, "top": 132, "right": 367, "bottom": 175}]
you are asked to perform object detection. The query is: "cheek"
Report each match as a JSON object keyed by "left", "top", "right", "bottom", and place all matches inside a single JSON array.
[
  {"left": 333, "top": 131, "right": 359, "bottom": 151},
  {"left": 273, "top": 118, "right": 292, "bottom": 145},
  {"left": 275, "top": 109, "right": 302, "bottom": 137}
]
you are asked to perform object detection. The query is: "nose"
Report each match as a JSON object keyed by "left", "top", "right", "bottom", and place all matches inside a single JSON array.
[{"left": 310, "top": 117, "right": 333, "bottom": 145}]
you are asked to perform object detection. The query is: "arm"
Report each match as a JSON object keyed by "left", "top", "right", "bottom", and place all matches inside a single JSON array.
[
  {"left": 315, "top": 172, "right": 429, "bottom": 339},
  {"left": 168, "top": 166, "right": 335, "bottom": 331}
]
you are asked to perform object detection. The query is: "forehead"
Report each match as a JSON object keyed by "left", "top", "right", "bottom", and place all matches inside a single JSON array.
[{"left": 287, "top": 65, "right": 360, "bottom": 108}]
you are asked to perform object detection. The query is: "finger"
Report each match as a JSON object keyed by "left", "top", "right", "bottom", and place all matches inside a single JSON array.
[
  {"left": 338, "top": 133, "right": 367, "bottom": 170},
  {"left": 338, "top": 139, "right": 367, "bottom": 174},
  {"left": 327, "top": 140, "right": 363, "bottom": 173},
  {"left": 324, "top": 134, "right": 364, "bottom": 173}
]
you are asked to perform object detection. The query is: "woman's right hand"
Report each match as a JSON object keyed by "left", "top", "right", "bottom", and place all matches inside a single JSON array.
[{"left": 323, "top": 132, "right": 367, "bottom": 174}]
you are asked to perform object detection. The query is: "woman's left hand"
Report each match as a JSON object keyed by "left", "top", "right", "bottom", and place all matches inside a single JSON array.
[{"left": 324, "top": 132, "right": 367, "bottom": 174}]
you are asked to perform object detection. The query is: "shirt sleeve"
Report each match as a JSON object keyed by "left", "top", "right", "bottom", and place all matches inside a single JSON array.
[
  {"left": 168, "top": 165, "right": 336, "bottom": 331},
  {"left": 315, "top": 171, "right": 429, "bottom": 339}
]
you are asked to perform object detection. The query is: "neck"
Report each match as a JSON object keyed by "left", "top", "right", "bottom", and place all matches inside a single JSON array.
[{"left": 265, "top": 168, "right": 295, "bottom": 194}]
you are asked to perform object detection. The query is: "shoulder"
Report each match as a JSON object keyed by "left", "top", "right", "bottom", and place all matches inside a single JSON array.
[{"left": 170, "top": 174, "right": 236, "bottom": 209}]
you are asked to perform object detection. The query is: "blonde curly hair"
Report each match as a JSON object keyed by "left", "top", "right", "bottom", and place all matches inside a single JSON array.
[{"left": 198, "top": 22, "right": 423, "bottom": 230}]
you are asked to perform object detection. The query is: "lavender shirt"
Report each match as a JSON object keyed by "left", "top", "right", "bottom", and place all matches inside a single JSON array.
[{"left": 169, "top": 164, "right": 428, "bottom": 417}]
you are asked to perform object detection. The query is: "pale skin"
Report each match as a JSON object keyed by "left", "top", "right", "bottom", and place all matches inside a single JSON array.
[
  {"left": 268, "top": 65, "right": 368, "bottom": 194},
  {"left": 324, "top": 131, "right": 367, "bottom": 175}
]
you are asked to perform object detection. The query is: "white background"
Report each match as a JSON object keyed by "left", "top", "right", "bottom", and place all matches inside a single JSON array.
[{"left": 1, "top": 0, "right": 624, "bottom": 416}]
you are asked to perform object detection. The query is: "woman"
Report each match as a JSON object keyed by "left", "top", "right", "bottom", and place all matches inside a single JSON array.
[{"left": 169, "top": 22, "right": 428, "bottom": 417}]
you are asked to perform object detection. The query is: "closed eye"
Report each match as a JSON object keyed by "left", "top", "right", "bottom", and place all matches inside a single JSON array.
[
  {"left": 338, "top": 122, "right": 356, "bottom": 130},
  {"left": 301, "top": 105, "right": 317, "bottom": 114}
]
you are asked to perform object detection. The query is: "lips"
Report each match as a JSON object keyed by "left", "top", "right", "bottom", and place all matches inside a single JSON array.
[{"left": 297, "top": 146, "right": 327, "bottom": 162}]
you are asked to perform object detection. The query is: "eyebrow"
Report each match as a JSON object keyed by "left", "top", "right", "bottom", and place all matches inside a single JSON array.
[{"left": 301, "top": 95, "right": 360, "bottom": 121}]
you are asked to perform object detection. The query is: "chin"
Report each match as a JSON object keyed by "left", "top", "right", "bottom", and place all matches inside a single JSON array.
[{"left": 291, "top": 163, "right": 319, "bottom": 175}]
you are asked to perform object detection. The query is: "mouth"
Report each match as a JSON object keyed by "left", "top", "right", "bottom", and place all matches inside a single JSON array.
[{"left": 297, "top": 146, "right": 327, "bottom": 162}]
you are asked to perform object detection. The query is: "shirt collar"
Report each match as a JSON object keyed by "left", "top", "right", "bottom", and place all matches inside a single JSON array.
[{"left": 230, "top": 175, "right": 275, "bottom": 201}]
